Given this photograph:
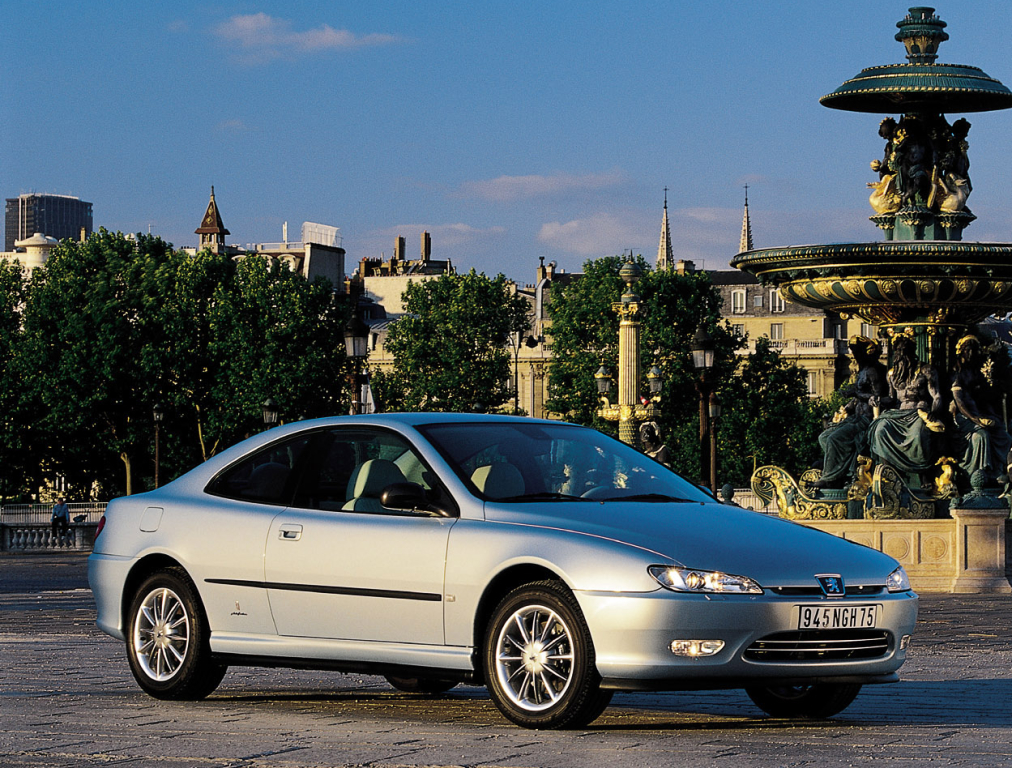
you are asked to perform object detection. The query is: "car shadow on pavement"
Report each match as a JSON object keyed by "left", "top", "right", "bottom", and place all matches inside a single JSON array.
[{"left": 203, "top": 677, "right": 1012, "bottom": 731}]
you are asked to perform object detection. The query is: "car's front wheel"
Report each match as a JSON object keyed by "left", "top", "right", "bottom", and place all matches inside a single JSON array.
[
  {"left": 484, "top": 581, "right": 612, "bottom": 729},
  {"left": 746, "top": 682, "right": 862, "bottom": 718},
  {"left": 126, "top": 568, "right": 227, "bottom": 700}
]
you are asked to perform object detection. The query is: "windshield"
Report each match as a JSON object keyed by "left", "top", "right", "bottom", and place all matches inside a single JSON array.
[{"left": 417, "top": 421, "right": 713, "bottom": 504}]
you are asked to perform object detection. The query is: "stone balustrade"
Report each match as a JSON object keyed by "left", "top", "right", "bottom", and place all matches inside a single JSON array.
[{"left": 1, "top": 523, "right": 99, "bottom": 552}]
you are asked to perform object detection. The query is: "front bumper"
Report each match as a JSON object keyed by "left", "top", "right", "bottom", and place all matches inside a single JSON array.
[{"left": 577, "top": 588, "right": 918, "bottom": 691}]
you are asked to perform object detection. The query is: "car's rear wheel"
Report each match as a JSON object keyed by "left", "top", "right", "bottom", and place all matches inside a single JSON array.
[
  {"left": 484, "top": 581, "right": 612, "bottom": 729},
  {"left": 745, "top": 683, "right": 862, "bottom": 718},
  {"left": 384, "top": 675, "right": 457, "bottom": 694},
  {"left": 126, "top": 568, "right": 226, "bottom": 700}
]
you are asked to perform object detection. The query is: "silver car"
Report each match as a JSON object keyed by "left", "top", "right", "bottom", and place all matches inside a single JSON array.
[{"left": 89, "top": 414, "right": 917, "bottom": 729}]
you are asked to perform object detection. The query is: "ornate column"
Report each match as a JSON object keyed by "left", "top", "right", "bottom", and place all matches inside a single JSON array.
[{"left": 596, "top": 260, "right": 660, "bottom": 445}]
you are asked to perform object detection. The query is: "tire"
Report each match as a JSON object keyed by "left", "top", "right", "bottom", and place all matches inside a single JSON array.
[
  {"left": 746, "top": 683, "right": 862, "bottom": 719},
  {"left": 483, "top": 580, "right": 612, "bottom": 729},
  {"left": 126, "top": 568, "right": 227, "bottom": 700},
  {"left": 384, "top": 675, "right": 458, "bottom": 695}
]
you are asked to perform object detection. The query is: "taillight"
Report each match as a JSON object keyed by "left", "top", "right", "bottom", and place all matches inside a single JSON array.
[{"left": 95, "top": 515, "right": 106, "bottom": 539}]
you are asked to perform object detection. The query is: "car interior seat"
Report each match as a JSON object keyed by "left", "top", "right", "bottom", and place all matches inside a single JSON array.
[
  {"left": 471, "top": 463, "right": 525, "bottom": 500},
  {"left": 342, "top": 459, "right": 408, "bottom": 512}
]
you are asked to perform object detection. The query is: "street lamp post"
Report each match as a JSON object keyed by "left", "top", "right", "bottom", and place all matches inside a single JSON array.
[
  {"left": 262, "top": 397, "right": 279, "bottom": 430},
  {"left": 344, "top": 314, "right": 370, "bottom": 415},
  {"left": 152, "top": 404, "right": 164, "bottom": 489},
  {"left": 708, "top": 391, "right": 721, "bottom": 496},
  {"left": 596, "top": 260, "right": 661, "bottom": 444},
  {"left": 691, "top": 324, "right": 717, "bottom": 493}
]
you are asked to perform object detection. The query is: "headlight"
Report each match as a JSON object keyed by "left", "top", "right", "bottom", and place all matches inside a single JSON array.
[
  {"left": 886, "top": 566, "right": 911, "bottom": 592},
  {"left": 649, "top": 565, "right": 763, "bottom": 594}
]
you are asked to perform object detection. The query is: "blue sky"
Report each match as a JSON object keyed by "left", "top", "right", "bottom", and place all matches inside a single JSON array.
[{"left": 5, "top": 2, "right": 1012, "bottom": 283}]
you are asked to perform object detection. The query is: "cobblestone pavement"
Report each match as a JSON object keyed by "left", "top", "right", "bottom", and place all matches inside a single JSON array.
[{"left": 2, "top": 553, "right": 1012, "bottom": 767}]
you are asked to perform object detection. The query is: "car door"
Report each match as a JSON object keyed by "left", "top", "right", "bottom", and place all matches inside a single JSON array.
[{"left": 263, "top": 427, "right": 456, "bottom": 644}]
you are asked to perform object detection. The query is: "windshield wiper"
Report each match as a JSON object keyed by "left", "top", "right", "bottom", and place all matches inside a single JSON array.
[
  {"left": 597, "top": 493, "right": 694, "bottom": 502},
  {"left": 494, "top": 492, "right": 585, "bottom": 502}
]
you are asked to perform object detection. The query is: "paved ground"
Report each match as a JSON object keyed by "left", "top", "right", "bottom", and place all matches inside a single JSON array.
[{"left": 2, "top": 552, "right": 1012, "bottom": 767}]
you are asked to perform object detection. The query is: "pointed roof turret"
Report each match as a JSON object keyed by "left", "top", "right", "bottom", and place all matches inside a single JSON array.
[
  {"left": 656, "top": 188, "right": 674, "bottom": 271},
  {"left": 195, "top": 186, "right": 230, "bottom": 252},
  {"left": 739, "top": 185, "right": 753, "bottom": 253}
]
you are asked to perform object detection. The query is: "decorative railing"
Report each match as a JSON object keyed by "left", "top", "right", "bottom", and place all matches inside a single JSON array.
[
  {"left": 757, "top": 339, "right": 849, "bottom": 355},
  {"left": 0, "top": 502, "right": 106, "bottom": 525}
]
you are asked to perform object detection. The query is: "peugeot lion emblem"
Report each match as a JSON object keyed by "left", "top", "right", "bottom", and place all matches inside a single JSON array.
[{"left": 816, "top": 574, "right": 845, "bottom": 597}]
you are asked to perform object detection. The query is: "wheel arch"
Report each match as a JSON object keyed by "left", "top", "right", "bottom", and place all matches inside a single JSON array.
[
  {"left": 471, "top": 563, "right": 568, "bottom": 678},
  {"left": 121, "top": 553, "right": 191, "bottom": 630}
]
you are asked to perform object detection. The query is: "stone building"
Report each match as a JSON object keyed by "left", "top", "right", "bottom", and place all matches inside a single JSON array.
[{"left": 186, "top": 188, "right": 346, "bottom": 290}]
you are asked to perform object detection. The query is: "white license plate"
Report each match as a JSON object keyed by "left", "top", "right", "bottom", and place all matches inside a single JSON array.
[{"left": 796, "top": 604, "right": 879, "bottom": 630}]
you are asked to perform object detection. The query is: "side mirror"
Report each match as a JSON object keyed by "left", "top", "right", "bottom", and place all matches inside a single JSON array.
[{"left": 380, "top": 482, "right": 453, "bottom": 517}]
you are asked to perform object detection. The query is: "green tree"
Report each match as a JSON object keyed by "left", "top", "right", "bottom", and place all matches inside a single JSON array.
[
  {"left": 714, "top": 336, "right": 823, "bottom": 487},
  {"left": 546, "top": 256, "right": 822, "bottom": 485},
  {"left": 14, "top": 231, "right": 353, "bottom": 499},
  {"left": 0, "top": 259, "right": 30, "bottom": 501},
  {"left": 17, "top": 231, "right": 180, "bottom": 497},
  {"left": 383, "top": 270, "right": 531, "bottom": 412}
]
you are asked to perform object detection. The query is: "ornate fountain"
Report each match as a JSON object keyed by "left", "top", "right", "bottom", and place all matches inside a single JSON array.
[{"left": 732, "top": 8, "right": 1012, "bottom": 525}]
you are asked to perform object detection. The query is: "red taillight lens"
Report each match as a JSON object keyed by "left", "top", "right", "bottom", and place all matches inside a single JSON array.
[{"left": 95, "top": 515, "right": 106, "bottom": 539}]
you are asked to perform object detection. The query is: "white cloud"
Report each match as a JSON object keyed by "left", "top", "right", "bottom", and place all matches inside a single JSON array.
[
  {"left": 460, "top": 170, "right": 625, "bottom": 202},
  {"left": 215, "top": 119, "right": 253, "bottom": 133},
  {"left": 213, "top": 13, "right": 399, "bottom": 61},
  {"left": 537, "top": 212, "right": 643, "bottom": 257}
]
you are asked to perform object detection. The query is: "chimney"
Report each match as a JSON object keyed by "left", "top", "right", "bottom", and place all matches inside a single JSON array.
[
  {"left": 421, "top": 231, "right": 431, "bottom": 262},
  {"left": 675, "top": 259, "right": 695, "bottom": 275},
  {"left": 80, "top": 227, "right": 86, "bottom": 242},
  {"left": 394, "top": 236, "right": 405, "bottom": 263}
]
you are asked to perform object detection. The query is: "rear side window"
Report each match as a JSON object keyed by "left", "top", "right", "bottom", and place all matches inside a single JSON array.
[{"left": 206, "top": 433, "right": 314, "bottom": 504}]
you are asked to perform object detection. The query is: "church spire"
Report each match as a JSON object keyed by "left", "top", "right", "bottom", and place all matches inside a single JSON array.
[
  {"left": 739, "top": 185, "right": 753, "bottom": 253},
  {"left": 195, "top": 186, "right": 230, "bottom": 253},
  {"left": 656, "top": 187, "right": 674, "bottom": 270}
]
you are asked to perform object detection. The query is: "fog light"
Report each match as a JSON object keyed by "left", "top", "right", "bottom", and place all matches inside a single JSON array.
[
  {"left": 670, "top": 639, "right": 724, "bottom": 657},
  {"left": 900, "top": 634, "right": 911, "bottom": 650}
]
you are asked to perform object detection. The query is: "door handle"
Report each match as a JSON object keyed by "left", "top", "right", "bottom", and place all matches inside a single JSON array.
[{"left": 279, "top": 524, "right": 303, "bottom": 541}]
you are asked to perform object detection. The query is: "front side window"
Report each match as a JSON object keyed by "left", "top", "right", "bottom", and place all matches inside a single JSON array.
[
  {"left": 291, "top": 428, "right": 451, "bottom": 515},
  {"left": 770, "top": 322, "right": 784, "bottom": 340}
]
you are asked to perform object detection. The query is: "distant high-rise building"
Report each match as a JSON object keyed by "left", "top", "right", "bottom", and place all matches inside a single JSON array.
[{"left": 5, "top": 194, "right": 93, "bottom": 252}]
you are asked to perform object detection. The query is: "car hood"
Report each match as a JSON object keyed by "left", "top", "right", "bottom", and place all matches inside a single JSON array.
[{"left": 483, "top": 500, "right": 899, "bottom": 587}]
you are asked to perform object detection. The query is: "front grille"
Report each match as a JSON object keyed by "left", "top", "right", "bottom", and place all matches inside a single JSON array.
[
  {"left": 744, "top": 630, "right": 890, "bottom": 662},
  {"left": 767, "top": 585, "right": 885, "bottom": 597}
]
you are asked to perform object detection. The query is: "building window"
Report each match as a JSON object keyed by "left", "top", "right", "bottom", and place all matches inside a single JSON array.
[
  {"left": 807, "top": 371, "right": 817, "bottom": 395},
  {"left": 732, "top": 324, "right": 745, "bottom": 337},
  {"left": 861, "top": 323, "right": 875, "bottom": 339},
  {"left": 753, "top": 294, "right": 764, "bottom": 308},
  {"left": 731, "top": 290, "right": 746, "bottom": 314},
  {"left": 770, "top": 323, "right": 784, "bottom": 340},
  {"left": 770, "top": 290, "right": 785, "bottom": 313}
]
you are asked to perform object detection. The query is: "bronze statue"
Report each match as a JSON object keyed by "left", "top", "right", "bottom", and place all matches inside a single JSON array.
[
  {"left": 951, "top": 334, "right": 1011, "bottom": 486},
  {"left": 891, "top": 117, "right": 934, "bottom": 208},
  {"left": 639, "top": 421, "right": 672, "bottom": 468},
  {"left": 813, "top": 336, "right": 890, "bottom": 489},
  {"left": 867, "top": 334, "right": 945, "bottom": 488},
  {"left": 869, "top": 118, "right": 902, "bottom": 213}
]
